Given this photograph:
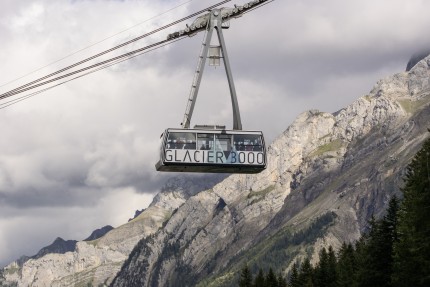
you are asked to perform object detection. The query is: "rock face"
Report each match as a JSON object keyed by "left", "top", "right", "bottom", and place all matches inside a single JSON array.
[
  {"left": 1, "top": 174, "right": 225, "bottom": 287},
  {"left": 2, "top": 56, "right": 430, "bottom": 287},
  {"left": 406, "top": 49, "right": 430, "bottom": 71},
  {"left": 31, "top": 238, "right": 78, "bottom": 260},
  {"left": 111, "top": 56, "right": 430, "bottom": 286},
  {"left": 83, "top": 226, "right": 114, "bottom": 242}
]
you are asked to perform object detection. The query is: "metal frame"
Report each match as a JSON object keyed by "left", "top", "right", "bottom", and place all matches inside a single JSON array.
[
  {"left": 181, "top": 9, "right": 242, "bottom": 130},
  {"left": 155, "top": 128, "right": 266, "bottom": 173}
]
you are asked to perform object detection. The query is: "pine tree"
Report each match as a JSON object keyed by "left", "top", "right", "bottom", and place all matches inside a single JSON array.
[
  {"left": 298, "top": 257, "right": 314, "bottom": 287},
  {"left": 254, "top": 268, "right": 266, "bottom": 287},
  {"left": 357, "top": 216, "right": 392, "bottom": 287},
  {"left": 289, "top": 262, "right": 300, "bottom": 287},
  {"left": 337, "top": 242, "right": 356, "bottom": 287},
  {"left": 277, "top": 273, "right": 287, "bottom": 287},
  {"left": 354, "top": 227, "right": 372, "bottom": 287},
  {"left": 265, "top": 268, "right": 278, "bottom": 287},
  {"left": 327, "top": 246, "right": 338, "bottom": 287},
  {"left": 393, "top": 137, "right": 430, "bottom": 286},
  {"left": 375, "top": 196, "right": 399, "bottom": 286},
  {"left": 315, "top": 247, "right": 330, "bottom": 287},
  {"left": 239, "top": 264, "right": 253, "bottom": 287}
]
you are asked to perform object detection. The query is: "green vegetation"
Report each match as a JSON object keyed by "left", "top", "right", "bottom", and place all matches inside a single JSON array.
[
  {"left": 310, "top": 139, "right": 344, "bottom": 157},
  {"left": 85, "top": 239, "right": 100, "bottom": 247},
  {"left": 398, "top": 97, "right": 430, "bottom": 114},
  {"left": 197, "top": 212, "right": 337, "bottom": 287},
  {"left": 3, "top": 266, "right": 19, "bottom": 276},
  {"left": 392, "top": 135, "right": 430, "bottom": 286},
  {"left": 247, "top": 186, "right": 275, "bottom": 204},
  {"left": 233, "top": 135, "right": 430, "bottom": 287},
  {"left": 237, "top": 266, "right": 287, "bottom": 287},
  {"left": 363, "top": 95, "right": 372, "bottom": 102}
]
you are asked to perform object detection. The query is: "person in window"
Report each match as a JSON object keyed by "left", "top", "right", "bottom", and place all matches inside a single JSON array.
[{"left": 253, "top": 139, "right": 262, "bottom": 151}]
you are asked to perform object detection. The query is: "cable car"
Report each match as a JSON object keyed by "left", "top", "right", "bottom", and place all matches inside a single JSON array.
[
  {"left": 156, "top": 126, "right": 266, "bottom": 173},
  {"left": 156, "top": 8, "right": 267, "bottom": 173}
]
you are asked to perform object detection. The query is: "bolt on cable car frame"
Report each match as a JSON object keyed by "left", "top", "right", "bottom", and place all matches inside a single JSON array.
[{"left": 181, "top": 9, "right": 242, "bottom": 130}]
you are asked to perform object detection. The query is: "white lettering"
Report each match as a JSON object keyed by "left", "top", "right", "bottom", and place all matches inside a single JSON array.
[
  {"left": 165, "top": 150, "right": 173, "bottom": 161},
  {"left": 239, "top": 152, "right": 246, "bottom": 163},
  {"left": 164, "top": 149, "right": 264, "bottom": 165},
  {"left": 257, "top": 152, "right": 264, "bottom": 164},
  {"left": 248, "top": 152, "right": 255, "bottom": 164}
]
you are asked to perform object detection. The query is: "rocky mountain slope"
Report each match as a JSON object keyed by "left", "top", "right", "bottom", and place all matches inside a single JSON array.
[
  {"left": 110, "top": 56, "right": 430, "bottom": 287},
  {"left": 1, "top": 55, "right": 429, "bottom": 287},
  {"left": 0, "top": 175, "right": 225, "bottom": 287}
]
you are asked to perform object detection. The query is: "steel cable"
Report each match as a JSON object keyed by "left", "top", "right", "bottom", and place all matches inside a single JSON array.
[
  {"left": 0, "top": 38, "right": 185, "bottom": 109},
  {"left": 0, "top": 0, "right": 195, "bottom": 89},
  {"left": 0, "top": 0, "right": 231, "bottom": 99}
]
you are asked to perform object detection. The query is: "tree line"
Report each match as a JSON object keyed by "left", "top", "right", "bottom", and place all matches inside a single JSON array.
[{"left": 239, "top": 136, "right": 430, "bottom": 287}]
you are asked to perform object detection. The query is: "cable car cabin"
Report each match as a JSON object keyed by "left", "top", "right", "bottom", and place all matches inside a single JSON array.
[{"left": 155, "top": 128, "right": 266, "bottom": 173}]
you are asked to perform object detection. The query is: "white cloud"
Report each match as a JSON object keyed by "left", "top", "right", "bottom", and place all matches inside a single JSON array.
[
  {"left": 1, "top": 0, "right": 430, "bottom": 267},
  {"left": 0, "top": 188, "right": 153, "bottom": 266}
]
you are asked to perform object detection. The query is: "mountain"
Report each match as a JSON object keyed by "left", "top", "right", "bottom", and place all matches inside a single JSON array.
[
  {"left": 0, "top": 174, "right": 225, "bottom": 287},
  {"left": 406, "top": 50, "right": 430, "bottom": 71},
  {"left": 30, "top": 238, "right": 78, "bottom": 260},
  {"left": 13, "top": 237, "right": 78, "bottom": 269},
  {"left": 111, "top": 56, "right": 430, "bottom": 286},
  {"left": 1, "top": 55, "right": 430, "bottom": 286},
  {"left": 83, "top": 226, "right": 114, "bottom": 242}
]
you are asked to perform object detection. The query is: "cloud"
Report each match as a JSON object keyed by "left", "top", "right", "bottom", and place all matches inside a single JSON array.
[
  {"left": 1, "top": 0, "right": 430, "bottom": 267},
  {"left": 0, "top": 187, "right": 154, "bottom": 267}
]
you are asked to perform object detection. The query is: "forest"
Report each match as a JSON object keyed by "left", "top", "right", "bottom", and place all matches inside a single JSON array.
[{"left": 238, "top": 135, "right": 430, "bottom": 287}]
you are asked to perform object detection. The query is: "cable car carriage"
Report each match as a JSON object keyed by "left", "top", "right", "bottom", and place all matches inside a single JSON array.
[
  {"left": 156, "top": 127, "right": 266, "bottom": 173},
  {"left": 156, "top": 8, "right": 267, "bottom": 173}
]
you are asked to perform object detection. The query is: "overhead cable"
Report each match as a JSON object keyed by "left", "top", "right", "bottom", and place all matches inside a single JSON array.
[
  {"left": 0, "top": 0, "right": 231, "bottom": 99},
  {"left": 0, "top": 0, "right": 195, "bottom": 89},
  {"left": 0, "top": 38, "right": 174, "bottom": 100},
  {"left": 0, "top": 38, "right": 185, "bottom": 109}
]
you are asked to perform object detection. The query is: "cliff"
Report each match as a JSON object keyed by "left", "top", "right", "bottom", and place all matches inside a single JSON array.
[
  {"left": 1, "top": 55, "right": 429, "bottom": 286},
  {"left": 111, "top": 56, "right": 430, "bottom": 286}
]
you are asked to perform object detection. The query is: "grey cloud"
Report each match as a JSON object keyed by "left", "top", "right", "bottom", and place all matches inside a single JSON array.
[{"left": 1, "top": 0, "right": 430, "bottom": 268}]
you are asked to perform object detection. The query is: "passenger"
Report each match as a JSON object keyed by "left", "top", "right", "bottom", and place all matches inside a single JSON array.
[
  {"left": 177, "top": 139, "right": 185, "bottom": 149},
  {"left": 254, "top": 144, "right": 262, "bottom": 151},
  {"left": 185, "top": 140, "right": 196, "bottom": 149}
]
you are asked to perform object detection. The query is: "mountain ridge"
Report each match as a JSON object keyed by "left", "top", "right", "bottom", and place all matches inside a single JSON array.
[
  {"left": 1, "top": 55, "right": 430, "bottom": 286},
  {"left": 111, "top": 55, "right": 430, "bottom": 286}
]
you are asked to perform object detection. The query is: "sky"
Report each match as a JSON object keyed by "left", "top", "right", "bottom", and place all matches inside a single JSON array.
[{"left": 1, "top": 0, "right": 430, "bottom": 267}]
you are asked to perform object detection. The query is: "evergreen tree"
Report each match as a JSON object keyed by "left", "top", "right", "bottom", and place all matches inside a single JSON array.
[
  {"left": 277, "top": 273, "right": 287, "bottom": 287},
  {"left": 239, "top": 264, "right": 253, "bottom": 287},
  {"left": 354, "top": 229, "right": 371, "bottom": 287},
  {"left": 254, "top": 268, "right": 266, "bottom": 287},
  {"left": 337, "top": 242, "right": 356, "bottom": 287},
  {"left": 375, "top": 196, "right": 399, "bottom": 286},
  {"left": 315, "top": 247, "right": 330, "bottom": 287},
  {"left": 362, "top": 216, "right": 383, "bottom": 287},
  {"left": 393, "top": 137, "right": 430, "bottom": 286},
  {"left": 265, "top": 268, "right": 278, "bottom": 287},
  {"left": 327, "top": 246, "right": 338, "bottom": 287},
  {"left": 289, "top": 262, "right": 300, "bottom": 287},
  {"left": 298, "top": 257, "right": 314, "bottom": 287}
]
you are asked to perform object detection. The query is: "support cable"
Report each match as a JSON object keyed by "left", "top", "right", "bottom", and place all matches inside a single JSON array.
[
  {"left": 0, "top": 38, "right": 185, "bottom": 109},
  {"left": 0, "top": 0, "right": 231, "bottom": 99},
  {"left": 0, "top": 0, "right": 195, "bottom": 89},
  {"left": 0, "top": 38, "right": 179, "bottom": 101}
]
